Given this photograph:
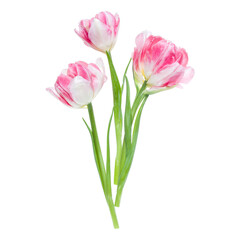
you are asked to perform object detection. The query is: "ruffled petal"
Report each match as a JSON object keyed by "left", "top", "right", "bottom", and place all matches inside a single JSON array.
[
  {"left": 176, "top": 48, "right": 189, "bottom": 67},
  {"left": 135, "top": 31, "right": 152, "bottom": 49},
  {"left": 46, "top": 88, "right": 71, "bottom": 107},
  {"left": 148, "top": 62, "right": 179, "bottom": 87}
]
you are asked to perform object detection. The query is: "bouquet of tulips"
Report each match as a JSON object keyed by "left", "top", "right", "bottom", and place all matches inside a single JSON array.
[{"left": 47, "top": 11, "right": 194, "bottom": 228}]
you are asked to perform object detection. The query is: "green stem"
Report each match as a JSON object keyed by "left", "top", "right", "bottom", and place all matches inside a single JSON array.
[
  {"left": 106, "top": 51, "right": 122, "bottom": 185},
  {"left": 131, "top": 81, "right": 147, "bottom": 118},
  {"left": 87, "top": 103, "right": 119, "bottom": 228},
  {"left": 106, "top": 197, "right": 119, "bottom": 228},
  {"left": 119, "top": 81, "right": 148, "bottom": 178},
  {"left": 115, "top": 185, "right": 123, "bottom": 207},
  {"left": 115, "top": 95, "right": 148, "bottom": 207},
  {"left": 87, "top": 103, "right": 106, "bottom": 192}
]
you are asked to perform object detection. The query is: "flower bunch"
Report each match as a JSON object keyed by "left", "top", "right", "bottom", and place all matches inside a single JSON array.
[{"left": 47, "top": 11, "right": 194, "bottom": 228}]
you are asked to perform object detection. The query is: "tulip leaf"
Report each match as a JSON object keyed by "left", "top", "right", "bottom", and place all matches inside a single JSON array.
[
  {"left": 106, "top": 51, "right": 123, "bottom": 185},
  {"left": 131, "top": 81, "right": 147, "bottom": 119},
  {"left": 131, "top": 95, "right": 148, "bottom": 158},
  {"left": 121, "top": 58, "right": 132, "bottom": 92},
  {"left": 82, "top": 118, "right": 103, "bottom": 185},
  {"left": 118, "top": 76, "right": 132, "bottom": 181},
  {"left": 117, "top": 96, "right": 148, "bottom": 193},
  {"left": 117, "top": 58, "right": 132, "bottom": 180},
  {"left": 82, "top": 118, "right": 105, "bottom": 190},
  {"left": 106, "top": 110, "right": 114, "bottom": 196}
]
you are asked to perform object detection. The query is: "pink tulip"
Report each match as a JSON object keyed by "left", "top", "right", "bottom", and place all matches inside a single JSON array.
[
  {"left": 133, "top": 31, "right": 194, "bottom": 93},
  {"left": 46, "top": 59, "right": 106, "bottom": 108},
  {"left": 75, "top": 11, "right": 120, "bottom": 53}
]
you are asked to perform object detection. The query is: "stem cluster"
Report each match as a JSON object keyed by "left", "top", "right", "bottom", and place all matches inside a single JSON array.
[{"left": 84, "top": 51, "right": 148, "bottom": 228}]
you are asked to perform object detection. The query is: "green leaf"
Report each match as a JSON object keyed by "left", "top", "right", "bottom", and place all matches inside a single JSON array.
[
  {"left": 131, "top": 81, "right": 148, "bottom": 119},
  {"left": 106, "top": 51, "right": 122, "bottom": 122},
  {"left": 124, "top": 76, "right": 132, "bottom": 150},
  {"left": 118, "top": 95, "right": 148, "bottom": 189},
  {"left": 106, "top": 111, "right": 114, "bottom": 196},
  {"left": 82, "top": 118, "right": 102, "bottom": 184},
  {"left": 106, "top": 51, "right": 123, "bottom": 185},
  {"left": 118, "top": 75, "right": 132, "bottom": 182},
  {"left": 121, "top": 58, "right": 132, "bottom": 92},
  {"left": 131, "top": 95, "right": 148, "bottom": 157}
]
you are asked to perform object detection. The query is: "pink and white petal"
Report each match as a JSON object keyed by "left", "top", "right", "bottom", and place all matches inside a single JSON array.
[
  {"left": 55, "top": 74, "right": 75, "bottom": 102},
  {"left": 69, "top": 76, "right": 94, "bottom": 107},
  {"left": 114, "top": 13, "right": 120, "bottom": 34},
  {"left": 88, "top": 19, "right": 113, "bottom": 52},
  {"left": 114, "top": 13, "right": 120, "bottom": 25},
  {"left": 88, "top": 63, "right": 106, "bottom": 96},
  {"left": 75, "top": 20, "right": 96, "bottom": 48},
  {"left": 95, "top": 11, "right": 108, "bottom": 25},
  {"left": 176, "top": 48, "right": 189, "bottom": 67},
  {"left": 148, "top": 62, "right": 179, "bottom": 87},
  {"left": 56, "top": 74, "right": 72, "bottom": 90},
  {"left": 81, "top": 19, "right": 91, "bottom": 30},
  {"left": 95, "top": 58, "right": 106, "bottom": 75},
  {"left": 46, "top": 88, "right": 71, "bottom": 107},
  {"left": 181, "top": 67, "right": 194, "bottom": 84},
  {"left": 55, "top": 83, "right": 75, "bottom": 106},
  {"left": 75, "top": 62, "right": 91, "bottom": 81},
  {"left": 151, "top": 41, "right": 176, "bottom": 73},
  {"left": 133, "top": 48, "right": 141, "bottom": 71},
  {"left": 67, "top": 64, "right": 78, "bottom": 78},
  {"left": 161, "top": 65, "right": 193, "bottom": 87},
  {"left": 61, "top": 69, "right": 68, "bottom": 75},
  {"left": 75, "top": 61, "right": 88, "bottom": 68},
  {"left": 55, "top": 75, "right": 78, "bottom": 107},
  {"left": 74, "top": 27, "right": 89, "bottom": 43},
  {"left": 135, "top": 31, "right": 151, "bottom": 49}
]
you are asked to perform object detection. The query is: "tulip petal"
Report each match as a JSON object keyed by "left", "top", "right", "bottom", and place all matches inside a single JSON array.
[
  {"left": 88, "top": 18, "right": 114, "bottom": 52},
  {"left": 176, "top": 48, "right": 189, "bottom": 67},
  {"left": 46, "top": 88, "right": 71, "bottom": 106},
  {"left": 88, "top": 59, "right": 106, "bottom": 97},
  {"left": 161, "top": 65, "right": 194, "bottom": 87},
  {"left": 135, "top": 31, "right": 151, "bottom": 49},
  {"left": 69, "top": 76, "right": 94, "bottom": 107},
  {"left": 148, "top": 62, "right": 179, "bottom": 87},
  {"left": 181, "top": 67, "right": 195, "bottom": 84}
]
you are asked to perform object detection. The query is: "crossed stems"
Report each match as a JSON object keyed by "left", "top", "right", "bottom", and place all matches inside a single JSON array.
[
  {"left": 84, "top": 103, "right": 119, "bottom": 229},
  {"left": 84, "top": 53, "right": 148, "bottom": 228},
  {"left": 106, "top": 51, "right": 149, "bottom": 207},
  {"left": 115, "top": 82, "right": 148, "bottom": 207}
]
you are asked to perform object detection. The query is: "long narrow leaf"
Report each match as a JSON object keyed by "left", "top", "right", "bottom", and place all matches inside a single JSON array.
[
  {"left": 106, "top": 111, "right": 114, "bottom": 196},
  {"left": 121, "top": 58, "right": 132, "bottom": 92},
  {"left": 118, "top": 95, "right": 148, "bottom": 189},
  {"left": 106, "top": 51, "right": 123, "bottom": 185},
  {"left": 82, "top": 118, "right": 103, "bottom": 186},
  {"left": 106, "top": 51, "right": 122, "bottom": 119},
  {"left": 131, "top": 81, "right": 147, "bottom": 119},
  {"left": 119, "top": 76, "right": 132, "bottom": 179},
  {"left": 124, "top": 76, "right": 132, "bottom": 153},
  {"left": 131, "top": 95, "right": 148, "bottom": 156}
]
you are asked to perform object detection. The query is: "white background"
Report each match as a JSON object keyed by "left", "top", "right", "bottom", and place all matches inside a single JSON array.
[{"left": 0, "top": 0, "right": 240, "bottom": 239}]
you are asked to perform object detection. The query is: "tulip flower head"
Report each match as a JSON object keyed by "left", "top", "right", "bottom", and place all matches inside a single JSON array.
[
  {"left": 46, "top": 59, "right": 106, "bottom": 108},
  {"left": 133, "top": 31, "right": 194, "bottom": 93},
  {"left": 75, "top": 11, "right": 120, "bottom": 53}
]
